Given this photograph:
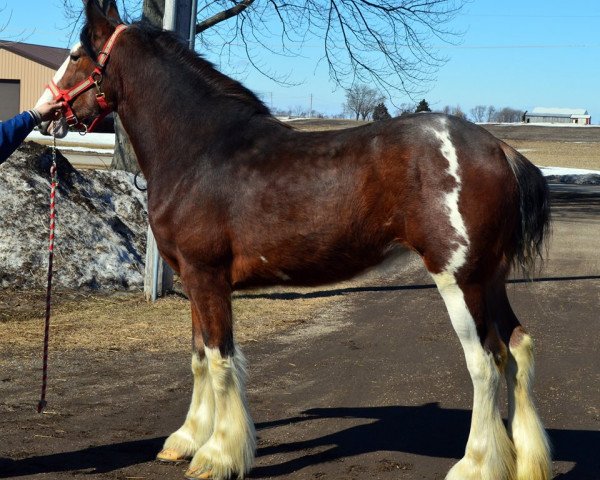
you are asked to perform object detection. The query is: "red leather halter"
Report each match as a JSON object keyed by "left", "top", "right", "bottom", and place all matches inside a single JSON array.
[{"left": 48, "top": 24, "right": 128, "bottom": 134}]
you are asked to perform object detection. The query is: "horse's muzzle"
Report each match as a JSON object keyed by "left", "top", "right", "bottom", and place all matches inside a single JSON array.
[{"left": 39, "top": 118, "right": 69, "bottom": 138}]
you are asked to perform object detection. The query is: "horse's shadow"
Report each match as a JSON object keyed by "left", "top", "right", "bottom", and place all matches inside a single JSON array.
[
  {"left": 0, "top": 403, "right": 596, "bottom": 478},
  {"left": 0, "top": 436, "right": 164, "bottom": 478},
  {"left": 251, "top": 403, "right": 599, "bottom": 479}
]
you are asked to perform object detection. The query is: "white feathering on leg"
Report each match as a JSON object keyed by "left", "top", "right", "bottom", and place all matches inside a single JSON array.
[
  {"left": 163, "top": 353, "right": 215, "bottom": 457},
  {"left": 188, "top": 346, "right": 256, "bottom": 479},
  {"left": 507, "top": 333, "right": 552, "bottom": 480}
]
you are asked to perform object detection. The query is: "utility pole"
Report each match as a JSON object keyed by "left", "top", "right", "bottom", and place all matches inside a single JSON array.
[
  {"left": 144, "top": 0, "right": 198, "bottom": 301},
  {"left": 163, "top": 0, "right": 197, "bottom": 44},
  {"left": 309, "top": 93, "right": 313, "bottom": 118}
]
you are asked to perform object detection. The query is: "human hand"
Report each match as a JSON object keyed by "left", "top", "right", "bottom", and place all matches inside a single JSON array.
[{"left": 34, "top": 101, "right": 64, "bottom": 122}]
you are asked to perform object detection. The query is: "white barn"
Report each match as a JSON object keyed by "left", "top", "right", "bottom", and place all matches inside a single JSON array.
[{"left": 524, "top": 107, "right": 591, "bottom": 125}]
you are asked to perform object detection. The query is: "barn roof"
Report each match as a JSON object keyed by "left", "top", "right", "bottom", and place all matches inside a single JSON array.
[
  {"left": 0, "top": 40, "right": 69, "bottom": 70},
  {"left": 529, "top": 107, "right": 588, "bottom": 116}
]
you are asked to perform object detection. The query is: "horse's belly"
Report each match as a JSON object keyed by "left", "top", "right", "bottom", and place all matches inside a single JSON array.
[{"left": 231, "top": 239, "right": 402, "bottom": 289}]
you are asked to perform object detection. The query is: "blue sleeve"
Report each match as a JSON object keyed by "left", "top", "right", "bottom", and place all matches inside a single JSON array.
[{"left": 0, "top": 111, "right": 36, "bottom": 165}]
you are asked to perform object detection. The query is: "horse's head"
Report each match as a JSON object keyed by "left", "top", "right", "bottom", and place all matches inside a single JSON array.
[{"left": 38, "top": 0, "right": 124, "bottom": 136}]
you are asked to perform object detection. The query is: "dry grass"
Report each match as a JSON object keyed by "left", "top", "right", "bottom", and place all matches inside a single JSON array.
[
  {"left": 286, "top": 118, "right": 370, "bottom": 131},
  {"left": 0, "top": 284, "right": 349, "bottom": 357},
  {"left": 508, "top": 140, "right": 600, "bottom": 170}
]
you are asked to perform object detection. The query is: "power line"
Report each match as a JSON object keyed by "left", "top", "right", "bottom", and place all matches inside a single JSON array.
[
  {"left": 437, "top": 44, "right": 600, "bottom": 50},
  {"left": 466, "top": 14, "right": 600, "bottom": 18}
]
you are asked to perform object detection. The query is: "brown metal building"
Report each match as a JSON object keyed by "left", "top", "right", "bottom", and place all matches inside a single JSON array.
[{"left": 0, "top": 41, "right": 68, "bottom": 121}]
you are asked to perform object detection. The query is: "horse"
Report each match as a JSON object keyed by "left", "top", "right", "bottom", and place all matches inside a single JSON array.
[{"left": 36, "top": 1, "right": 552, "bottom": 479}]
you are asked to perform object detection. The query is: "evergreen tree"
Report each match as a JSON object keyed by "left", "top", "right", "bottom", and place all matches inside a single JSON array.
[
  {"left": 373, "top": 103, "right": 392, "bottom": 121},
  {"left": 415, "top": 99, "right": 431, "bottom": 113}
]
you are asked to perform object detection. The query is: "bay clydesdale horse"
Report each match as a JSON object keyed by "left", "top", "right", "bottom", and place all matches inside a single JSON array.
[{"left": 37, "top": 1, "right": 552, "bottom": 479}]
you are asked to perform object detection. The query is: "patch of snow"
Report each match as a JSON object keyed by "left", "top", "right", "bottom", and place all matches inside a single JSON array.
[
  {"left": 540, "top": 166, "right": 600, "bottom": 185},
  {"left": 53, "top": 146, "right": 113, "bottom": 154},
  {"left": 483, "top": 122, "right": 600, "bottom": 128},
  {"left": 0, "top": 142, "right": 147, "bottom": 290},
  {"left": 279, "top": 117, "right": 313, "bottom": 122},
  {"left": 27, "top": 130, "right": 116, "bottom": 148},
  {"left": 539, "top": 166, "right": 600, "bottom": 176}
]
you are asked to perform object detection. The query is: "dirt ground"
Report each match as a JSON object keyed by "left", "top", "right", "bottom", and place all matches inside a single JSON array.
[{"left": 1, "top": 180, "right": 599, "bottom": 480}]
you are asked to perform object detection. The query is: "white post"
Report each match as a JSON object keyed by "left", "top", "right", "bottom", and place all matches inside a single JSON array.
[
  {"left": 163, "top": 0, "right": 196, "bottom": 40},
  {"left": 144, "top": 226, "right": 174, "bottom": 301},
  {"left": 144, "top": 0, "right": 198, "bottom": 301}
]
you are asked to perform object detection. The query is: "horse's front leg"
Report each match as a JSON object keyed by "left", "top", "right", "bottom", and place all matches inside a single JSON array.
[
  {"left": 157, "top": 308, "right": 216, "bottom": 463},
  {"left": 180, "top": 268, "right": 256, "bottom": 480}
]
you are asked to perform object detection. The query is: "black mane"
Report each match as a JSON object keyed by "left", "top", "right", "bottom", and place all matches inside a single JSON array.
[{"left": 82, "top": 20, "right": 271, "bottom": 117}]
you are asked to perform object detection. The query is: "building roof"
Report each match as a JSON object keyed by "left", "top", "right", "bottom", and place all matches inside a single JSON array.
[
  {"left": 529, "top": 107, "right": 588, "bottom": 117},
  {"left": 0, "top": 40, "right": 69, "bottom": 70}
]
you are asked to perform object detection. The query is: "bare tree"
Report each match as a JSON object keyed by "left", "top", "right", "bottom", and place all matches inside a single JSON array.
[
  {"left": 292, "top": 105, "right": 307, "bottom": 117},
  {"left": 495, "top": 107, "right": 523, "bottom": 123},
  {"left": 470, "top": 105, "right": 486, "bottom": 123},
  {"left": 62, "top": 0, "right": 465, "bottom": 97},
  {"left": 344, "top": 84, "right": 383, "bottom": 121},
  {"left": 486, "top": 105, "right": 497, "bottom": 123},
  {"left": 453, "top": 104, "right": 467, "bottom": 120},
  {"left": 395, "top": 103, "right": 413, "bottom": 117},
  {"left": 439, "top": 104, "right": 466, "bottom": 119}
]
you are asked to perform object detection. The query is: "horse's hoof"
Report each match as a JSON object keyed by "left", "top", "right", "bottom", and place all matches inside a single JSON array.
[
  {"left": 185, "top": 466, "right": 214, "bottom": 479},
  {"left": 156, "top": 448, "right": 189, "bottom": 463}
]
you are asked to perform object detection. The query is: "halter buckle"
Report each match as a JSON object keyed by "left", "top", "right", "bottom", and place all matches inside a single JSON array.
[{"left": 91, "top": 70, "right": 103, "bottom": 85}]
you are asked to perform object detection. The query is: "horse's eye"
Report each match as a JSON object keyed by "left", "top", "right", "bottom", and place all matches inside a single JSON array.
[{"left": 70, "top": 54, "right": 80, "bottom": 62}]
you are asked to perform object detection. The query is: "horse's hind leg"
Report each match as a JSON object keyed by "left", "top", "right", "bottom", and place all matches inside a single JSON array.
[
  {"left": 432, "top": 272, "right": 516, "bottom": 480},
  {"left": 495, "top": 285, "right": 552, "bottom": 480},
  {"left": 181, "top": 268, "right": 255, "bottom": 480},
  {"left": 158, "top": 307, "right": 215, "bottom": 462}
]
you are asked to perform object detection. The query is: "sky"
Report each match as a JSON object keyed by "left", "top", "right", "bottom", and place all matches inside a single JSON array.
[{"left": 3, "top": 0, "right": 600, "bottom": 121}]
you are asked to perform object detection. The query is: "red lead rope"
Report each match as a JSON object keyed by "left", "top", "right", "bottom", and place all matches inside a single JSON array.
[{"left": 38, "top": 143, "right": 58, "bottom": 414}]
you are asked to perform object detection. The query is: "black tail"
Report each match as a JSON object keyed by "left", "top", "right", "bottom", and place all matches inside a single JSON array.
[{"left": 502, "top": 144, "right": 551, "bottom": 276}]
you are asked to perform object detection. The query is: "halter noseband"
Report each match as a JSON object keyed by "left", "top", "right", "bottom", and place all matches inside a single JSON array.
[{"left": 48, "top": 24, "right": 128, "bottom": 134}]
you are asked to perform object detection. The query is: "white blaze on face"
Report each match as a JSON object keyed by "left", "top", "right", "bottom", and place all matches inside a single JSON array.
[{"left": 35, "top": 43, "right": 82, "bottom": 138}]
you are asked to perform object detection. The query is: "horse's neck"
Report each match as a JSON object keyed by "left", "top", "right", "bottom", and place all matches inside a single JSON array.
[{"left": 114, "top": 53, "right": 240, "bottom": 181}]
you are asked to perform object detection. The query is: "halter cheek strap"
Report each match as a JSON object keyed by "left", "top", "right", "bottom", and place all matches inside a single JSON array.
[{"left": 47, "top": 24, "right": 128, "bottom": 134}]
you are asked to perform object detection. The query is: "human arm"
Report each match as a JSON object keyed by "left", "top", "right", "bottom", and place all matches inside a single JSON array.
[
  {"left": 0, "top": 102, "right": 63, "bottom": 164},
  {"left": 0, "top": 112, "right": 36, "bottom": 164}
]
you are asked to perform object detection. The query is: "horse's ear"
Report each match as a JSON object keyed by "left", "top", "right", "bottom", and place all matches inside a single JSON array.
[
  {"left": 104, "top": 0, "right": 123, "bottom": 24},
  {"left": 84, "top": 0, "right": 122, "bottom": 49}
]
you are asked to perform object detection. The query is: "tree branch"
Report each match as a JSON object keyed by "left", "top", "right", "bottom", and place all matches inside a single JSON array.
[{"left": 196, "top": 0, "right": 255, "bottom": 34}]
